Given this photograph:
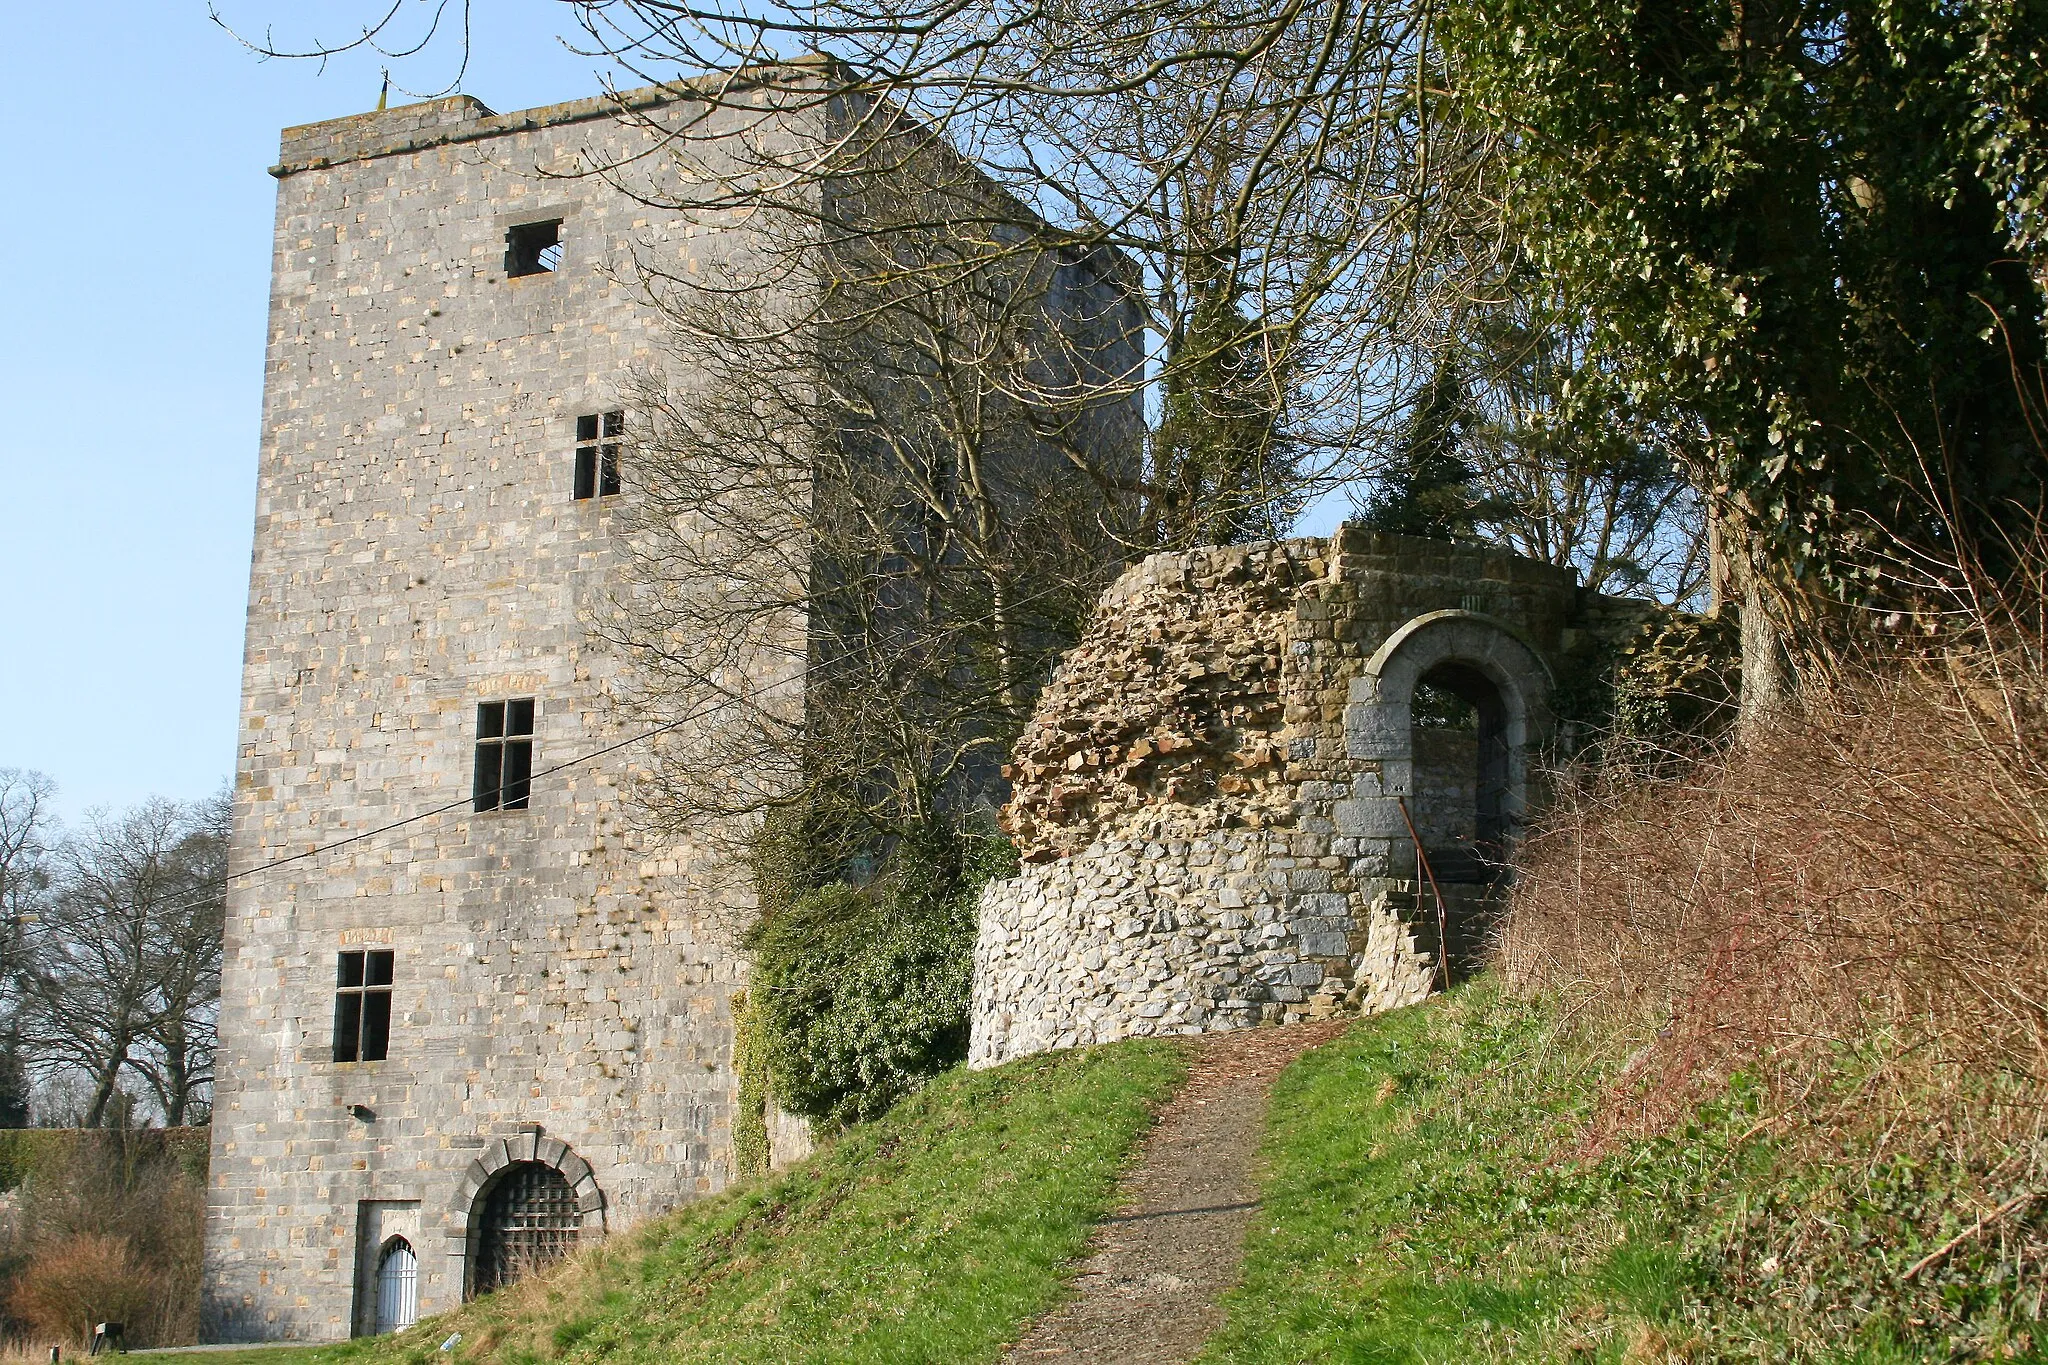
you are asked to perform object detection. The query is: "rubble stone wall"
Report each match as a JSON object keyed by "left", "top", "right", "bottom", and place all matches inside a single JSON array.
[{"left": 968, "top": 529, "right": 1588, "bottom": 1067}]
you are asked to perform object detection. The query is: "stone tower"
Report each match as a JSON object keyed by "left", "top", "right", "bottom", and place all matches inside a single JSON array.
[{"left": 204, "top": 80, "right": 1136, "bottom": 1342}]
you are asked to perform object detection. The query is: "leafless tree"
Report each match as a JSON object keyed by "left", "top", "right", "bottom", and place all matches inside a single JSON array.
[
  {"left": 207, "top": 1, "right": 1505, "bottom": 884},
  {"left": 1452, "top": 289, "right": 1710, "bottom": 604},
  {"left": 0, "top": 771, "right": 55, "bottom": 987},
  {"left": 214, "top": 0, "right": 1502, "bottom": 539},
  {"left": 132, "top": 791, "right": 228, "bottom": 1127},
  {"left": 1464, "top": 405, "right": 1707, "bottom": 608},
  {"left": 598, "top": 113, "right": 1143, "bottom": 868},
  {"left": 0, "top": 772, "right": 56, "bottom": 1127},
  {"left": 24, "top": 796, "right": 226, "bottom": 1128},
  {"left": 213, "top": 2, "right": 1703, "bottom": 853}
]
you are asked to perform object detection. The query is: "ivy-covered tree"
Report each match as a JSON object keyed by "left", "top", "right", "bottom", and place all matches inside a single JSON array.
[
  {"left": 1445, "top": 0, "right": 2048, "bottom": 706},
  {"left": 1151, "top": 269, "right": 1301, "bottom": 546}
]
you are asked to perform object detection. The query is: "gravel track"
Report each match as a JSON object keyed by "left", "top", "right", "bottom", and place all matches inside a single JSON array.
[{"left": 1000, "top": 1020, "right": 1346, "bottom": 1364}]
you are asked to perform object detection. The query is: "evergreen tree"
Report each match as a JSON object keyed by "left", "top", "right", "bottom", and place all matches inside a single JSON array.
[
  {"left": 0, "top": 1024, "right": 29, "bottom": 1129},
  {"left": 1354, "top": 359, "right": 1481, "bottom": 541},
  {"left": 1151, "top": 271, "right": 1300, "bottom": 546}
]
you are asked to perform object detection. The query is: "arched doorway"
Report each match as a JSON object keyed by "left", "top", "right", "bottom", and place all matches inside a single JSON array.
[
  {"left": 1408, "top": 662, "right": 1512, "bottom": 882},
  {"left": 456, "top": 1129, "right": 605, "bottom": 1301},
  {"left": 471, "top": 1161, "right": 580, "bottom": 1296},
  {"left": 1346, "top": 610, "right": 1557, "bottom": 979},
  {"left": 373, "top": 1237, "right": 418, "bottom": 1333}
]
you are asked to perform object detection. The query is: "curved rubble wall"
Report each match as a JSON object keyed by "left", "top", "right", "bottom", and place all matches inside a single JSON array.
[{"left": 967, "top": 529, "right": 1586, "bottom": 1067}]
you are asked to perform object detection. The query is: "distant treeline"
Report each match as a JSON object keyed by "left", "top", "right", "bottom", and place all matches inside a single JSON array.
[{"left": 0, "top": 1127, "right": 208, "bottom": 1194}]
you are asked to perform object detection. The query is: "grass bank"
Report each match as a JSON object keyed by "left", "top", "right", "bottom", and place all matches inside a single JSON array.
[
  {"left": 157, "top": 1038, "right": 1179, "bottom": 1365},
  {"left": 1203, "top": 985, "right": 2042, "bottom": 1364},
  {"left": 297, "top": 1036, "right": 1185, "bottom": 1365}
]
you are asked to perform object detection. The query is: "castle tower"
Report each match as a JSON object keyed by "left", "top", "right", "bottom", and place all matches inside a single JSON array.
[
  {"left": 202, "top": 86, "right": 770, "bottom": 1341},
  {"left": 203, "top": 75, "right": 1140, "bottom": 1341}
]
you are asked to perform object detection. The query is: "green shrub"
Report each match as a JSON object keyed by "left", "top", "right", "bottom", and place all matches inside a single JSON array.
[
  {"left": 0, "top": 1128, "right": 208, "bottom": 1194},
  {"left": 1608, "top": 608, "right": 1737, "bottom": 751},
  {"left": 0, "top": 1131, "right": 74, "bottom": 1194},
  {"left": 748, "top": 884, "right": 973, "bottom": 1125},
  {"left": 745, "top": 822, "right": 1015, "bottom": 1127},
  {"left": 1551, "top": 606, "right": 1738, "bottom": 769}
]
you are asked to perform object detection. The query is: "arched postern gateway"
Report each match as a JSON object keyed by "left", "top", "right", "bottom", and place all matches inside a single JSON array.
[
  {"left": 1337, "top": 611, "right": 1556, "bottom": 970},
  {"left": 453, "top": 1130, "right": 605, "bottom": 1299},
  {"left": 966, "top": 538, "right": 1589, "bottom": 1069}
]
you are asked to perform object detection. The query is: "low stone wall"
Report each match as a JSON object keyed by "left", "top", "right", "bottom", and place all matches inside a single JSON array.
[
  {"left": 968, "top": 529, "right": 1593, "bottom": 1067},
  {"left": 967, "top": 827, "right": 1435, "bottom": 1066}
]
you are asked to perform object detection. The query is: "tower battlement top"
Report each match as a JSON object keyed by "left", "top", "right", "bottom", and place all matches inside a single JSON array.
[{"left": 272, "top": 59, "right": 841, "bottom": 178}]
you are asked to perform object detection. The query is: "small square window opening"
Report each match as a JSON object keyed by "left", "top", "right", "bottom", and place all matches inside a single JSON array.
[
  {"left": 474, "top": 699, "right": 536, "bottom": 812},
  {"left": 333, "top": 949, "right": 394, "bottom": 1062},
  {"left": 574, "top": 411, "right": 624, "bottom": 500},
  {"left": 506, "top": 220, "right": 563, "bottom": 278}
]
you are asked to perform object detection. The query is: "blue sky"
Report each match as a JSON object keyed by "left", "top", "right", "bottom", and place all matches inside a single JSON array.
[
  {"left": 0, "top": 2, "right": 626, "bottom": 822},
  {"left": 0, "top": 3, "right": 1348, "bottom": 824}
]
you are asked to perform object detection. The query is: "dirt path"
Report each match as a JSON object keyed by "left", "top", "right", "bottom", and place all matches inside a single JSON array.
[{"left": 1001, "top": 1020, "right": 1346, "bottom": 1364}]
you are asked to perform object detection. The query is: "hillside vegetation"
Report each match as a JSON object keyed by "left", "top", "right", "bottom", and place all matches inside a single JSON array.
[
  {"left": 227, "top": 1037, "right": 1183, "bottom": 1365},
  {"left": 166, "top": 646, "right": 2048, "bottom": 1364},
  {"left": 1206, "top": 984, "right": 2038, "bottom": 1363},
  {"left": 1194, "top": 643, "right": 2048, "bottom": 1362}
]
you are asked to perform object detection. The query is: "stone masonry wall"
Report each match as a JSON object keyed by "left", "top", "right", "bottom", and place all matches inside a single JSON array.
[
  {"left": 211, "top": 78, "right": 1136, "bottom": 1344},
  {"left": 206, "top": 90, "right": 813, "bottom": 1343},
  {"left": 968, "top": 530, "right": 1586, "bottom": 1067}
]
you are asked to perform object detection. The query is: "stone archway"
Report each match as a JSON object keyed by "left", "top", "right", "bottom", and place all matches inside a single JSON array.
[
  {"left": 967, "top": 535, "right": 1588, "bottom": 1068},
  {"left": 1344, "top": 609, "right": 1556, "bottom": 845},
  {"left": 455, "top": 1129, "right": 605, "bottom": 1299},
  {"left": 1338, "top": 612, "right": 1556, "bottom": 972}
]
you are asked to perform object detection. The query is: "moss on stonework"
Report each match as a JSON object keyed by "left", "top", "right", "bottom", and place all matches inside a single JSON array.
[{"left": 729, "top": 989, "right": 771, "bottom": 1179}]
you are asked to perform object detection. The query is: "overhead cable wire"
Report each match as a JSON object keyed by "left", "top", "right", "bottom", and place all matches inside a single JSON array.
[{"left": 223, "top": 677, "right": 796, "bottom": 886}]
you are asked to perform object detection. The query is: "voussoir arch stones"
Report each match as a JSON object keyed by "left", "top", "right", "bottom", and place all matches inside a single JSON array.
[
  {"left": 1336, "top": 609, "right": 1556, "bottom": 841},
  {"left": 451, "top": 1128, "right": 607, "bottom": 1258}
]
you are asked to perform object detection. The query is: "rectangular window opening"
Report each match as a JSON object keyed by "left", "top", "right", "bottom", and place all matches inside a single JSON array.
[
  {"left": 505, "top": 220, "right": 563, "bottom": 278},
  {"left": 573, "top": 411, "right": 624, "bottom": 501},
  {"left": 333, "top": 949, "right": 395, "bottom": 1063},
  {"left": 474, "top": 698, "right": 536, "bottom": 812}
]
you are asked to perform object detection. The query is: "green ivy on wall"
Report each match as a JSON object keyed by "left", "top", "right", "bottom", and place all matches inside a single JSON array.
[{"left": 743, "top": 819, "right": 1017, "bottom": 1130}]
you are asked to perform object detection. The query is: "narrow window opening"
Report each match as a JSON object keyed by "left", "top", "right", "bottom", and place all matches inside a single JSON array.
[
  {"left": 333, "top": 949, "right": 395, "bottom": 1062},
  {"left": 573, "top": 411, "right": 624, "bottom": 500},
  {"left": 474, "top": 699, "right": 536, "bottom": 811},
  {"left": 505, "top": 220, "right": 563, "bottom": 278}
]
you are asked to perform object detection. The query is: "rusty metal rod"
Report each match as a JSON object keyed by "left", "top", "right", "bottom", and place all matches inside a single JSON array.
[{"left": 1395, "top": 794, "right": 1453, "bottom": 992}]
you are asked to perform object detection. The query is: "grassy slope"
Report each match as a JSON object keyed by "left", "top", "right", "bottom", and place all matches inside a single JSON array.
[
  {"left": 174, "top": 988, "right": 2037, "bottom": 1365},
  {"left": 1202, "top": 986, "right": 2039, "bottom": 1364},
  {"left": 180, "top": 1038, "right": 1182, "bottom": 1365}
]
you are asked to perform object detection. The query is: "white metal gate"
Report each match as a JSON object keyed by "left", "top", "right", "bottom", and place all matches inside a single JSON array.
[{"left": 375, "top": 1237, "right": 418, "bottom": 1333}]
